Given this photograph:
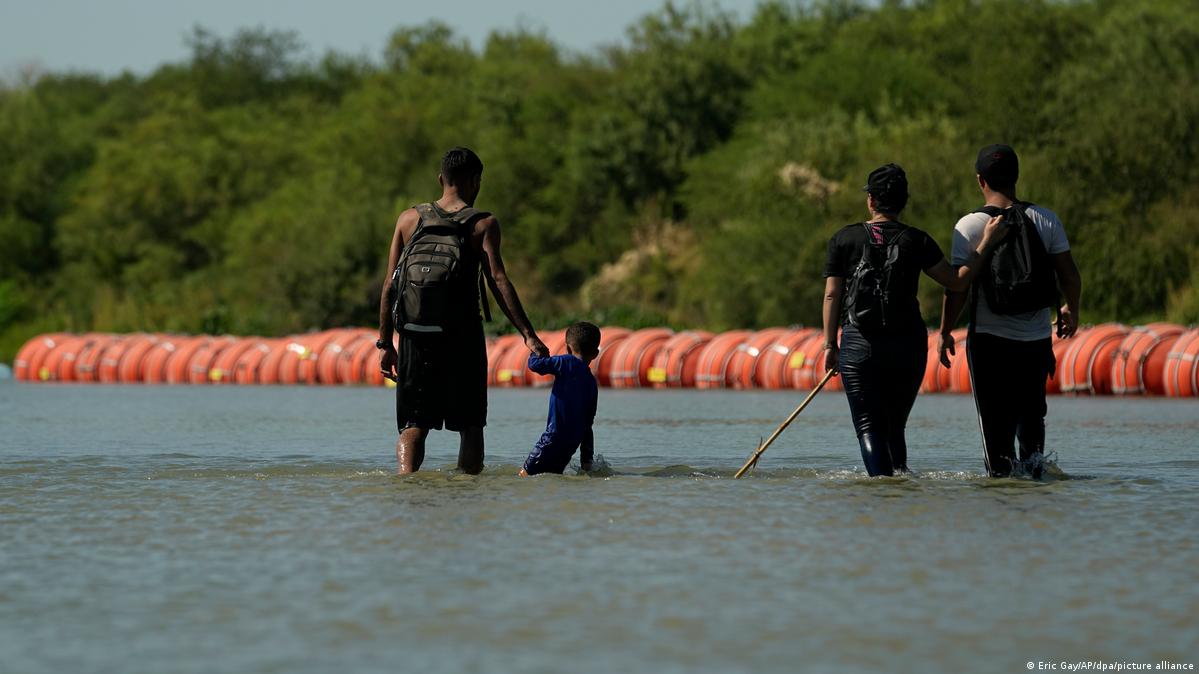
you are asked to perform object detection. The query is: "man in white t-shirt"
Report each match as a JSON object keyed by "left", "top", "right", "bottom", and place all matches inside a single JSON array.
[{"left": 937, "top": 145, "right": 1083, "bottom": 478}]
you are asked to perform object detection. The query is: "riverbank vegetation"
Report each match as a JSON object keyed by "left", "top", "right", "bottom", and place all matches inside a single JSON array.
[{"left": 2, "top": 0, "right": 1196, "bottom": 360}]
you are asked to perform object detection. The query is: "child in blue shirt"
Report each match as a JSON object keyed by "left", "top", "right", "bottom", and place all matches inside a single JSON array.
[{"left": 519, "top": 322, "right": 601, "bottom": 476}]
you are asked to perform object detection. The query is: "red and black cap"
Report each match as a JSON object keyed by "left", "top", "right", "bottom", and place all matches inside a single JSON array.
[{"left": 976, "top": 144, "right": 1019, "bottom": 187}]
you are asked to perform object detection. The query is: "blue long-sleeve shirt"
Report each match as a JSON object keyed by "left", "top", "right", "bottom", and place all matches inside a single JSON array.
[{"left": 523, "top": 354, "right": 598, "bottom": 475}]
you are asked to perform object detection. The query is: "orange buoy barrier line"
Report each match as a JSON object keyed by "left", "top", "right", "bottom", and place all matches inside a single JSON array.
[
  {"left": 11, "top": 325, "right": 1199, "bottom": 395},
  {"left": 1059, "top": 323, "right": 1131, "bottom": 395},
  {"left": 694, "top": 330, "right": 752, "bottom": 389},
  {"left": 1163, "top": 328, "right": 1199, "bottom": 398},
  {"left": 609, "top": 328, "right": 673, "bottom": 388},
  {"left": 649, "top": 331, "right": 713, "bottom": 388},
  {"left": 755, "top": 328, "right": 818, "bottom": 390},
  {"left": 1111, "top": 323, "right": 1185, "bottom": 395},
  {"left": 727, "top": 328, "right": 790, "bottom": 390}
]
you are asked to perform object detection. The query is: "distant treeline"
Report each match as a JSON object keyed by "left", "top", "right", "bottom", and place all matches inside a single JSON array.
[{"left": 2, "top": 0, "right": 1197, "bottom": 361}]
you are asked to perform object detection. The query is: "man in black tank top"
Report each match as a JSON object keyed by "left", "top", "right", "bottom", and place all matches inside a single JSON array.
[{"left": 377, "top": 147, "right": 548, "bottom": 475}]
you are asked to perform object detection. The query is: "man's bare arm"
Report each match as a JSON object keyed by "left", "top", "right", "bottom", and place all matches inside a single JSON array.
[
  {"left": 478, "top": 215, "right": 547, "bottom": 355},
  {"left": 1053, "top": 250, "right": 1082, "bottom": 338},
  {"left": 821, "top": 276, "right": 844, "bottom": 373},
  {"left": 923, "top": 214, "right": 1008, "bottom": 292},
  {"left": 378, "top": 209, "right": 418, "bottom": 381},
  {"left": 937, "top": 289, "right": 969, "bottom": 368}
]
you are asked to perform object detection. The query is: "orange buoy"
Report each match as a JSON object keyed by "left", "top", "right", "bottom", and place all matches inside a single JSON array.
[
  {"left": 257, "top": 340, "right": 300, "bottom": 385},
  {"left": 12, "top": 334, "right": 48, "bottom": 381},
  {"left": 528, "top": 331, "right": 569, "bottom": 388},
  {"left": 208, "top": 339, "right": 257, "bottom": 384},
  {"left": 38, "top": 335, "right": 92, "bottom": 382},
  {"left": 315, "top": 330, "right": 370, "bottom": 384},
  {"left": 12, "top": 334, "right": 45, "bottom": 381},
  {"left": 349, "top": 336, "right": 379, "bottom": 386},
  {"left": 486, "top": 334, "right": 523, "bottom": 386},
  {"left": 1110, "top": 323, "right": 1185, "bottom": 395},
  {"left": 294, "top": 331, "right": 343, "bottom": 384},
  {"left": 591, "top": 327, "right": 632, "bottom": 387},
  {"left": 16, "top": 333, "right": 69, "bottom": 382},
  {"left": 164, "top": 337, "right": 210, "bottom": 384},
  {"left": 140, "top": 336, "right": 203, "bottom": 384},
  {"left": 116, "top": 334, "right": 161, "bottom": 383},
  {"left": 794, "top": 333, "right": 843, "bottom": 392},
  {"left": 754, "top": 328, "right": 818, "bottom": 390},
  {"left": 276, "top": 337, "right": 313, "bottom": 386},
  {"left": 1059, "top": 323, "right": 1130, "bottom": 395},
  {"left": 648, "top": 331, "right": 714, "bottom": 388},
  {"left": 786, "top": 332, "right": 821, "bottom": 390},
  {"left": 139, "top": 337, "right": 183, "bottom": 384},
  {"left": 725, "top": 328, "right": 790, "bottom": 390},
  {"left": 695, "top": 331, "right": 752, "bottom": 390},
  {"left": 336, "top": 335, "right": 376, "bottom": 384},
  {"left": 233, "top": 340, "right": 277, "bottom": 384},
  {"left": 1163, "top": 328, "right": 1199, "bottom": 398},
  {"left": 96, "top": 335, "right": 134, "bottom": 383},
  {"left": 72, "top": 334, "right": 121, "bottom": 383},
  {"left": 184, "top": 337, "right": 237, "bottom": 384},
  {"left": 493, "top": 334, "right": 536, "bottom": 387},
  {"left": 609, "top": 328, "right": 673, "bottom": 388}
]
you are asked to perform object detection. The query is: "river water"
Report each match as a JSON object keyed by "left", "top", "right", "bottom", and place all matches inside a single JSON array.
[{"left": 2, "top": 382, "right": 1196, "bottom": 674}]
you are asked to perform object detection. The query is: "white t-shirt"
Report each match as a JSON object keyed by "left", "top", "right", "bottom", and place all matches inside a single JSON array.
[{"left": 951, "top": 204, "right": 1070, "bottom": 341}]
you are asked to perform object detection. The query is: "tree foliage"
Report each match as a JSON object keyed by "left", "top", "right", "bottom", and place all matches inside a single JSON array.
[{"left": 1, "top": 0, "right": 1196, "bottom": 360}]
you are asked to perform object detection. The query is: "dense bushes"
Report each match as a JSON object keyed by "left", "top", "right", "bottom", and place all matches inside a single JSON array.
[{"left": 1, "top": 0, "right": 1196, "bottom": 361}]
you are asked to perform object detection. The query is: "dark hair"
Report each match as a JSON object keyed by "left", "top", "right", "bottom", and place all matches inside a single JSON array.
[
  {"left": 863, "top": 163, "right": 909, "bottom": 215},
  {"left": 566, "top": 322, "right": 601, "bottom": 356},
  {"left": 871, "top": 192, "right": 908, "bottom": 216},
  {"left": 976, "top": 144, "right": 1019, "bottom": 195},
  {"left": 440, "top": 147, "right": 483, "bottom": 186},
  {"left": 981, "top": 176, "right": 1017, "bottom": 195}
]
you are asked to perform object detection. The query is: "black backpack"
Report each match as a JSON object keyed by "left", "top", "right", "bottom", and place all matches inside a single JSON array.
[
  {"left": 390, "top": 203, "right": 491, "bottom": 334},
  {"left": 844, "top": 223, "right": 911, "bottom": 331},
  {"left": 974, "top": 202, "right": 1058, "bottom": 315}
]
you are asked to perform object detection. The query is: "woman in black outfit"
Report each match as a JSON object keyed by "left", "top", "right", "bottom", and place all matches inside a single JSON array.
[{"left": 822, "top": 164, "right": 1004, "bottom": 476}]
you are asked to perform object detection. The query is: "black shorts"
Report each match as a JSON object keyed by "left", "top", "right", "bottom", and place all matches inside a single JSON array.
[{"left": 396, "top": 322, "right": 487, "bottom": 432}]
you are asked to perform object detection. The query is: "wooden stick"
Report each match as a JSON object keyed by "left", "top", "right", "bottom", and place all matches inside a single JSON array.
[{"left": 734, "top": 369, "right": 836, "bottom": 479}]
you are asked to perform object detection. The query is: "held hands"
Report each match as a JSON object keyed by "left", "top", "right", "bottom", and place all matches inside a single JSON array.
[
  {"left": 526, "top": 334, "right": 550, "bottom": 357},
  {"left": 978, "top": 214, "right": 1007, "bottom": 253},
  {"left": 822, "top": 344, "right": 839, "bottom": 375},
  {"left": 937, "top": 331, "right": 955, "bottom": 368},
  {"left": 1056, "top": 304, "right": 1079, "bottom": 339},
  {"left": 380, "top": 344, "right": 399, "bottom": 382}
]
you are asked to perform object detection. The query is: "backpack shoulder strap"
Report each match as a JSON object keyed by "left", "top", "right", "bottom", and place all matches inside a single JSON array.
[
  {"left": 861, "top": 221, "right": 909, "bottom": 246},
  {"left": 974, "top": 205, "right": 1004, "bottom": 216},
  {"left": 411, "top": 203, "right": 440, "bottom": 240},
  {"left": 446, "top": 207, "right": 491, "bottom": 234}
]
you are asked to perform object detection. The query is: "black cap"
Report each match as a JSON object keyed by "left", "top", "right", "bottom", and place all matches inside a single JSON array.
[
  {"left": 976, "top": 144, "right": 1018, "bottom": 187},
  {"left": 862, "top": 163, "right": 908, "bottom": 200}
]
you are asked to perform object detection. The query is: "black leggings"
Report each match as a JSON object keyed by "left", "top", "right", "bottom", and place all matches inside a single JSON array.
[{"left": 838, "top": 325, "right": 927, "bottom": 476}]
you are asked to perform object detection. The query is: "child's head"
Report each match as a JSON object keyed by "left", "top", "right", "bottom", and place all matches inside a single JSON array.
[{"left": 565, "top": 322, "right": 601, "bottom": 363}]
